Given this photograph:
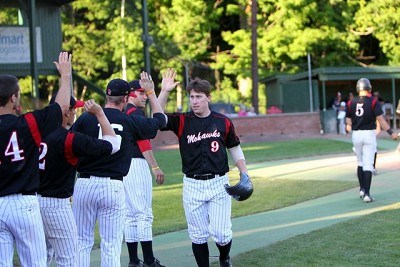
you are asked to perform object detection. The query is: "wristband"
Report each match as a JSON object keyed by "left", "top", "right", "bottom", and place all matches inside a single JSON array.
[
  {"left": 145, "top": 90, "right": 155, "bottom": 95},
  {"left": 387, "top": 129, "right": 393, "bottom": 135},
  {"left": 152, "top": 166, "right": 160, "bottom": 171}
]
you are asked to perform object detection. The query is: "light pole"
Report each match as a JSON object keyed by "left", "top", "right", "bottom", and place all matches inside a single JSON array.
[
  {"left": 141, "top": 0, "right": 152, "bottom": 73},
  {"left": 251, "top": 0, "right": 259, "bottom": 113}
]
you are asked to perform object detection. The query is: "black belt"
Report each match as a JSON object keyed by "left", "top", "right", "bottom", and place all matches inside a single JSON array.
[
  {"left": 78, "top": 174, "right": 123, "bottom": 180},
  {"left": 186, "top": 173, "right": 225, "bottom": 180}
]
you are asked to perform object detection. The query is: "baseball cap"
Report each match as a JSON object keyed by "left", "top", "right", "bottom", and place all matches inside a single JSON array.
[
  {"left": 106, "top": 79, "right": 130, "bottom": 96},
  {"left": 50, "top": 94, "right": 85, "bottom": 109},
  {"left": 128, "top": 80, "right": 144, "bottom": 97}
]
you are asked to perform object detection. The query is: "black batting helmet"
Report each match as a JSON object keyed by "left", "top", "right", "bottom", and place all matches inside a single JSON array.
[
  {"left": 224, "top": 173, "right": 254, "bottom": 201},
  {"left": 356, "top": 78, "right": 372, "bottom": 92}
]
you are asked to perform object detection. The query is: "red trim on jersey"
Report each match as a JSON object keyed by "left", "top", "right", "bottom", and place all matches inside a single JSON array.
[
  {"left": 224, "top": 118, "right": 231, "bottom": 141},
  {"left": 178, "top": 114, "right": 185, "bottom": 138},
  {"left": 65, "top": 132, "right": 79, "bottom": 166},
  {"left": 138, "top": 139, "right": 152, "bottom": 152},
  {"left": 126, "top": 106, "right": 137, "bottom": 115},
  {"left": 24, "top": 113, "right": 41, "bottom": 147},
  {"left": 372, "top": 98, "right": 377, "bottom": 109}
]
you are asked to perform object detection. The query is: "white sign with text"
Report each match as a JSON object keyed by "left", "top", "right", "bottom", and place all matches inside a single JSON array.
[{"left": 0, "top": 27, "right": 43, "bottom": 64}]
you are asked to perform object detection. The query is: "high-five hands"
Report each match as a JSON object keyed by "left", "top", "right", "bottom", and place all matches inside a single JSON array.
[{"left": 161, "top": 68, "right": 180, "bottom": 92}]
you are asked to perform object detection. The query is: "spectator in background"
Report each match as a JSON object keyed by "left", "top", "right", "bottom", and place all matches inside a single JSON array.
[
  {"left": 247, "top": 106, "right": 257, "bottom": 116},
  {"left": 331, "top": 91, "right": 342, "bottom": 112},
  {"left": 337, "top": 101, "right": 346, "bottom": 135},
  {"left": 267, "top": 105, "right": 282, "bottom": 114},
  {"left": 237, "top": 105, "right": 247, "bottom": 117},
  {"left": 348, "top": 92, "right": 354, "bottom": 102}
]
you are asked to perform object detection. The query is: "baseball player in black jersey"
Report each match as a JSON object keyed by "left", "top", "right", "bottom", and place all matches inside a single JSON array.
[
  {"left": 124, "top": 80, "right": 165, "bottom": 267},
  {"left": 71, "top": 72, "right": 166, "bottom": 267},
  {"left": 158, "top": 69, "right": 248, "bottom": 267},
  {"left": 0, "top": 52, "right": 72, "bottom": 266},
  {"left": 346, "top": 78, "right": 398, "bottom": 203},
  {"left": 38, "top": 96, "right": 121, "bottom": 266}
]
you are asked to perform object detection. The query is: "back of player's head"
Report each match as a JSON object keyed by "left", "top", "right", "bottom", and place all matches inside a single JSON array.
[
  {"left": 0, "top": 74, "right": 19, "bottom": 107},
  {"left": 186, "top": 77, "right": 211, "bottom": 97},
  {"left": 105, "top": 78, "right": 130, "bottom": 105},
  {"left": 356, "top": 78, "right": 372, "bottom": 92}
]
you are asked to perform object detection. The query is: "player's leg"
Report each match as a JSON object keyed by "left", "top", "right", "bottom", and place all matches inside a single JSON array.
[
  {"left": 352, "top": 132, "right": 365, "bottom": 196},
  {"left": 72, "top": 178, "right": 98, "bottom": 267},
  {"left": 11, "top": 195, "right": 47, "bottom": 266},
  {"left": 361, "top": 131, "right": 377, "bottom": 202},
  {"left": 0, "top": 198, "right": 17, "bottom": 266},
  {"left": 124, "top": 159, "right": 152, "bottom": 265},
  {"left": 183, "top": 177, "right": 211, "bottom": 267},
  {"left": 208, "top": 175, "right": 233, "bottom": 265},
  {"left": 40, "top": 196, "right": 78, "bottom": 267},
  {"left": 98, "top": 179, "right": 125, "bottom": 267}
]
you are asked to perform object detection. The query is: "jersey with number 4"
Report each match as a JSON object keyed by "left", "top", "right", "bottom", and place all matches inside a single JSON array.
[
  {"left": 38, "top": 127, "right": 114, "bottom": 198},
  {"left": 346, "top": 96, "right": 383, "bottom": 130},
  {"left": 72, "top": 108, "right": 166, "bottom": 179},
  {"left": 161, "top": 111, "right": 240, "bottom": 176},
  {"left": 0, "top": 104, "right": 62, "bottom": 196}
]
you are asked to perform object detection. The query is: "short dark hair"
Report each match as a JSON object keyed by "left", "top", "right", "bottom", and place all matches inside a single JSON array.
[
  {"left": 186, "top": 77, "right": 211, "bottom": 96},
  {"left": 0, "top": 74, "right": 20, "bottom": 107},
  {"left": 106, "top": 95, "right": 126, "bottom": 106}
]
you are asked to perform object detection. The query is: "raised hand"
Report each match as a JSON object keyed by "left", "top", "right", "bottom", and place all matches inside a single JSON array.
[
  {"left": 84, "top": 99, "right": 102, "bottom": 115},
  {"left": 161, "top": 68, "right": 180, "bottom": 92},
  {"left": 53, "top": 52, "right": 72, "bottom": 77},
  {"left": 139, "top": 71, "right": 155, "bottom": 94}
]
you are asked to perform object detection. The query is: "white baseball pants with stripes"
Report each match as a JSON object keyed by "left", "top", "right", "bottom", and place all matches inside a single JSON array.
[
  {"left": 38, "top": 196, "right": 77, "bottom": 267},
  {"left": 124, "top": 158, "right": 154, "bottom": 242},
  {"left": 0, "top": 194, "right": 47, "bottom": 267},
  {"left": 72, "top": 177, "right": 126, "bottom": 267},
  {"left": 183, "top": 174, "right": 232, "bottom": 245}
]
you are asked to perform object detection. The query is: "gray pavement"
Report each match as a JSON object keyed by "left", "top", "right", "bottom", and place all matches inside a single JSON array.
[{"left": 89, "top": 135, "right": 400, "bottom": 266}]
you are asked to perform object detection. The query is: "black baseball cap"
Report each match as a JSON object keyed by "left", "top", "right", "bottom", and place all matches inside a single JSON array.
[
  {"left": 50, "top": 94, "right": 85, "bottom": 109},
  {"left": 106, "top": 79, "right": 130, "bottom": 96}
]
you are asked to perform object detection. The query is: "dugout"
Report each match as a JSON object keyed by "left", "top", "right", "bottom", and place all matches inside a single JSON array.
[
  {"left": 262, "top": 67, "right": 400, "bottom": 131},
  {"left": 0, "top": 0, "right": 104, "bottom": 100}
]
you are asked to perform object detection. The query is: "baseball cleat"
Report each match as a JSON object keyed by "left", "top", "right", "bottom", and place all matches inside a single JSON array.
[
  {"left": 143, "top": 258, "right": 165, "bottom": 267},
  {"left": 220, "top": 257, "right": 232, "bottom": 267},
  {"left": 359, "top": 190, "right": 365, "bottom": 199},
  {"left": 363, "top": 195, "right": 374, "bottom": 203}
]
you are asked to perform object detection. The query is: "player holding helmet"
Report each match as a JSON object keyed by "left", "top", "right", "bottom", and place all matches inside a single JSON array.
[
  {"left": 158, "top": 69, "right": 251, "bottom": 267},
  {"left": 346, "top": 78, "right": 398, "bottom": 203}
]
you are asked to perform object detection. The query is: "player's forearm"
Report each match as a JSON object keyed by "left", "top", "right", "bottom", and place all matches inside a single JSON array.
[
  {"left": 97, "top": 112, "right": 116, "bottom": 137},
  {"left": 235, "top": 159, "right": 248, "bottom": 174},
  {"left": 142, "top": 150, "right": 158, "bottom": 169},
  {"left": 157, "top": 90, "right": 169, "bottom": 111},
  {"left": 147, "top": 92, "right": 164, "bottom": 115},
  {"left": 377, "top": 115, "right": 391, "bottom": 131}
]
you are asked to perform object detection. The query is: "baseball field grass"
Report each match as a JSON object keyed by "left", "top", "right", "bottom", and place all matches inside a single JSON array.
[{"left": 220, "top": 203, "right": 400, "bottom": 267}]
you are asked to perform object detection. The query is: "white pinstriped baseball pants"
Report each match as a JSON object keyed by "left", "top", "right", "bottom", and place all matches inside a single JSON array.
[
  {"left": 183, "top": 174, "right": 232, "bottom": 245},
  {"left": 0, "top": 194, "right": 47, "bottom": 267},
  {"left": 352, "top": 130, "right": 376, "bottom": 171},
  {"left": 38, "top": 196, "right": 77, "bottom": 267},
  {"left": 72, "top": 177, "right": 126, "bottom": 267},
  {"left": 124, "top": 158, "right": 154, "bottom": 242}
]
